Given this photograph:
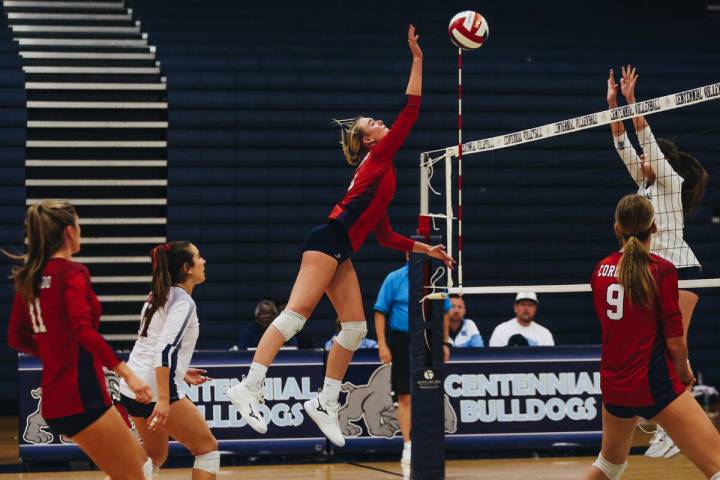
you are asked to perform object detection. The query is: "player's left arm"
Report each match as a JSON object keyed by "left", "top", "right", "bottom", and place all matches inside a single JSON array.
[
  {"left": 620, "top": 65, "right": 679, "bottom": 189},
  {"left": 7, "top": 293, "right": 39, "bottom": 356},
  {"left": 65, "top": 270, "right": 120, "bottom": 369}
]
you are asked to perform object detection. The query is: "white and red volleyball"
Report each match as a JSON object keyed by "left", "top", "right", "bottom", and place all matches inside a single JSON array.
[{"left": 448, "top": 11, "right": 489, "bottom": 50}]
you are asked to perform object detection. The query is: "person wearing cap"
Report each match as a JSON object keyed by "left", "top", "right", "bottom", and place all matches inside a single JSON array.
[
  {"left": 489, "top": 292, "right": 555, "bottom": 347},
  {"left": 447, "top": 294, "right": 484, "bottom": 348}
]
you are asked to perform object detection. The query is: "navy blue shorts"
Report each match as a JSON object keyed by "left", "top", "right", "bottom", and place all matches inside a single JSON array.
[
  {"left": 44, "top": 404, "right": 111, "bottom": 438},
  {"left": 678, "top": 266, "right": 703, "bottom": 295},
  {"left": 604, "top": 340, "right": 682, "bottom": 420},
  {"left": 604, "top": 392, "right": 679, "bottom": 420},
  {"left": 120, "top": 394, "right": 181, "bottom": 419},
  {"left": 302, "top": 221, "right": 352, "bottom": 263}
]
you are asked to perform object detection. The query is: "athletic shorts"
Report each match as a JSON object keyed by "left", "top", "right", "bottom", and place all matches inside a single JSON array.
[
  {"left": 604, "top": 341, "right": 684, "bottom": 420},
  {"left": 301, "top": 220, "right": 352, "bottom": 263},
  {"left": 44, "top": 404, "right": 111, "bottom": 438},
  {"left": 120, "top": 394, "right": 181, "bottom": 419},
  {"left": 390, "top": 331, "right": 410, "bottom": 401},
  {"left": 677, "top": 266, "right": 703, "bottom": 295},
  {"left": 604, "top": 389, "right": 680, "bottom": 420}
]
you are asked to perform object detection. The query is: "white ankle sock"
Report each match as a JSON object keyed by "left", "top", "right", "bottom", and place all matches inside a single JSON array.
[
  {"left": 319, "top": 377, "right": 342, "bottom": 405},
  {"left": 243, "top": 362, "right": 268, "bottom": 391}
]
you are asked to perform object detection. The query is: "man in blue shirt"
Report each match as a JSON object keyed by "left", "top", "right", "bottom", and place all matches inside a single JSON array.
[{"left": 374, "top": 257, "right": 450, "bottom": 466}]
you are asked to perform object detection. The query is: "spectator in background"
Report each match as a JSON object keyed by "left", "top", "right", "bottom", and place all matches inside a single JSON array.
[
  {"left": 489, "top": 292, "right": 555, "bottom": 347},
  {"left": 237, "top": 300, "right": 298, "bottom": 349},
  {"left": 374, "top": 254, "right": 451, "bottom": 466},
  {"left": 447, "top": 294, "right": 484, "bottom": 348},
  {"left": 325, "top": 319, "right": 377, "bottom": 351}
]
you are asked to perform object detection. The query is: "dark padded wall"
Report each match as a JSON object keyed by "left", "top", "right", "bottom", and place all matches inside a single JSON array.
[{"left": 131, "top": 1, "right": 720, "bottom": 381}]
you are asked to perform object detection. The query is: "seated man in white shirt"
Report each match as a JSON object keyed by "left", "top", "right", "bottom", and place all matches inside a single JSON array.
[
  {"left": 447, "top": 294, "right": 484, "bottom": 348},
  {"left": 489, "top": 292, "right": 555, "bottom": 347}
]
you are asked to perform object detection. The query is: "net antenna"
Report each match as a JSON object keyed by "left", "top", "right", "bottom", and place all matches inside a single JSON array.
[{"left": 418, "top": 82, "right": 720, "bottom": 296}]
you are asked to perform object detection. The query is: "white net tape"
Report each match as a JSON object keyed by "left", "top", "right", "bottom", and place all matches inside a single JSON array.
[{"left": 423, "top": 82, "right": 720, "bottom": 159}]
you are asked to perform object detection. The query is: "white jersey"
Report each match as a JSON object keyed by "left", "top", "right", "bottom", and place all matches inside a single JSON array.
[
  {"left": 489, "top": 318, "right": 554, "bottom": 347},
  {"left": 614, "top": 127, "right": 700, "bottom": 269},
  {"left": 120, "top": 286, "right": 200, "bottom": 401}
]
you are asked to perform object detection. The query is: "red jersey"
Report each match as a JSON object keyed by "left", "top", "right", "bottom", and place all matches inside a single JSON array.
[
  {"left": 590, "top": 252, "right": 684, "bottom": 406},
  {"left": 7, "top": 258, "right": 120, "bottom": 419},
  {"left": 329, "top": 95, "right": 420, "bottom": 253}
]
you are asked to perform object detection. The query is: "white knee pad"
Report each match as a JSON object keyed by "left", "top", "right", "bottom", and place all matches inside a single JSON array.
[
  {"left": 335, "top": 321, "right": 368, "bottom": 351},
  {"left": 592, "top": 453, "right": 627, "bottom": 480},
  {"left": 194, "top": 450, "right": 220, "bottom": 474},
  {"left": 711, "top": 472, "right": 720, "bottom": 480},
  {"left": 142, "top": 458, "right": 153, "bottom": 480},
  {"left": 270, "top": 309, "right": 307, "bottom": 341}
]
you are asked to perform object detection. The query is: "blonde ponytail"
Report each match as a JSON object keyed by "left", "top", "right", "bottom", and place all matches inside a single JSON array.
[
  {"left": 614, "top": 195, "right": 657, "bottom": 308},
  {"left": 3, "top": 201, "right": 77, "bottom": 300},
  {"left": 333, "top": 117, "right": 367, "bottom": 166}
]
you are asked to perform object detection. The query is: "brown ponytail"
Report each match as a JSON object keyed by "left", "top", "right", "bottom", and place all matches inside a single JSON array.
[
  {"left": 140, "top": 241, "right": 194, "bottom": 336},
  {"left": 3, "top": 201, "right": 77, "bottom": 300},
  {"left": 615, "top": 195, "right": 657, "bottom": 308},
  {"left": 656, "top": 138, "right": 708, "bottom": 216},
  {"left": 333, "top": 117, "right": 367, "bottom": 166}
]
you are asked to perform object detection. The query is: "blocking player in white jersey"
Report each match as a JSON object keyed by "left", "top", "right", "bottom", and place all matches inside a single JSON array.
[
  {"left": 607, "top": 65, "right": 709, "bottom": 460},
  {"left": 119, "top": 242, "right": 220, "bottom": 479}
]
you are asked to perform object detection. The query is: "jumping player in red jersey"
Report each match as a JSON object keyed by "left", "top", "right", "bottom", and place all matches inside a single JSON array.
[
  {"left": 5, "top": 201, "right": 154, "bottom": 480},
  {"left": 584, "top": 194, "right": 720, "bottom": 480},
  {"left": 227, "top": 25, "right": 454, "bottom": 446}
]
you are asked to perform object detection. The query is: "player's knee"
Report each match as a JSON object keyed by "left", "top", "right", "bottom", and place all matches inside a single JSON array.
[
  {"left": 193, "top": 449, "right": 220, "bottom": 474},
  {"left": 270, "top": 309, "right": 307, "bottom": 341},
  {"left": 335, "top": 321, "right": 367, "bottom": 351},
  {"left": 592, "top": 453, "right": 627, "bottom": 480},
  {"left": 191, "top": 435, "right": 219, "bottom": 456}
]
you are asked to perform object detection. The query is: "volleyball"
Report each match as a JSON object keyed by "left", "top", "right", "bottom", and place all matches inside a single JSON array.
[{"left": 448, "top": 11, "right": 489, "bottom": 50}]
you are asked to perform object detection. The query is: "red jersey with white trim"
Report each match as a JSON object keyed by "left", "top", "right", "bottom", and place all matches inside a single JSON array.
[
  {"left": 7, "top": 258, "right": 120, "bottom": 419},
  {"left": 329, "top": 95, "right": 420, "bottom": 253},
  {"left": 590, "top": 252, "right": 684, "bottom": 406}
]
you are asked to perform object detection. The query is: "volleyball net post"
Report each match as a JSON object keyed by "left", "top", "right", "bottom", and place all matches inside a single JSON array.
[{"left": 408, "top": 235, "right": 447, "bottom": 480}]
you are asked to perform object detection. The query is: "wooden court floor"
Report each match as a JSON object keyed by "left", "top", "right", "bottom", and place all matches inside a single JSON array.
[
  {"left": 0, "top": 416, "right": 711, "bottom": 479},
  {"left": 0, "top": 455, "right": 707, "bottom": 479}
]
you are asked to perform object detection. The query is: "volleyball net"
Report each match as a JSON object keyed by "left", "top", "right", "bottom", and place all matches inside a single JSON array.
[{"left": 419, "top": 82, "right": 720, "bottom": 299}]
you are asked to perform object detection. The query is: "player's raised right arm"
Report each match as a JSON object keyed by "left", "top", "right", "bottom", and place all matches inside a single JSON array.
[{"left": 406, "top": 24, "right": 422, "bottom": 97}]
